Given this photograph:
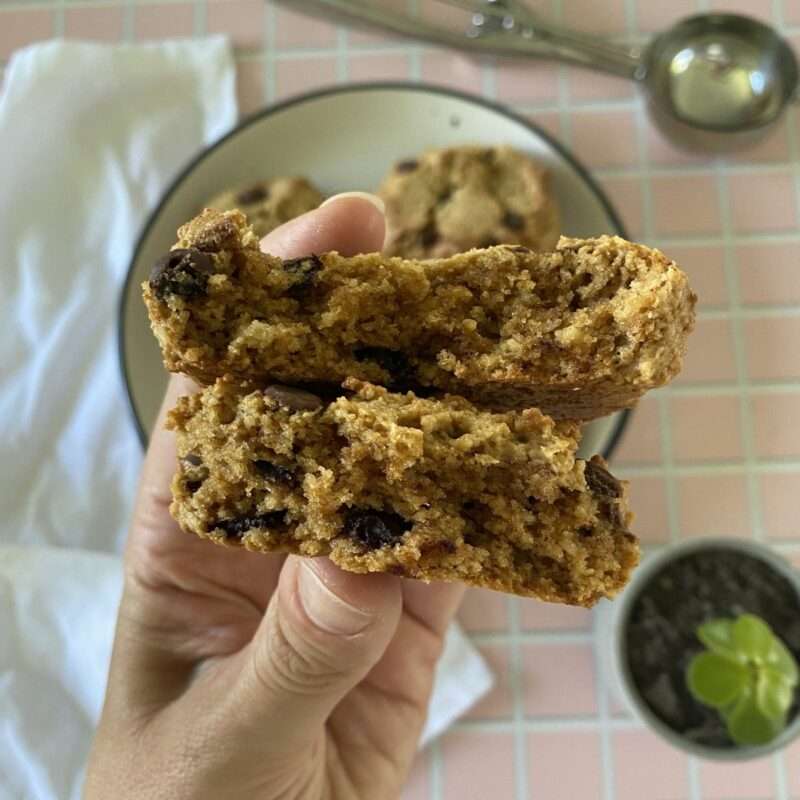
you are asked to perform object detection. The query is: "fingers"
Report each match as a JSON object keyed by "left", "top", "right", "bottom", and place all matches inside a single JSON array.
[
  {"left": 227, "top": 557, "right": 402, "bottom": 752},
  {"left": 401, "top": 580, "right": 465, "bottom": 638},
  {"left": 260, "top": 192, "right": 386, "bottom": 258}
]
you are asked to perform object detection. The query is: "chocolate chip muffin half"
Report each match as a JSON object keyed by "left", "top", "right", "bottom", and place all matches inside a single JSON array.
[
  {"left": 143, "top": 208, "right": 696, "bottom": 421},
  {"left": 168, "top": 378, "right": 638, "bottom": 606},
  {"left": 378, "top": 145, "right": 560, "bottom": 258},
  {"left": 206, "top": 176, "right": 323, "bottom": 238}
]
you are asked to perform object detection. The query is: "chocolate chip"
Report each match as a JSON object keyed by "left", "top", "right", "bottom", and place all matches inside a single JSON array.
[
  {"left": 344, "top": 509, "right": 411, "bottom": 550},
  {"left": 182, "top": 453, "right": 202, "bottom": 467},
  {"left": 503, "top": 211, "right": 525, "bottom": 231},
  {"left": 578, "top": 525, "right": 594, "bottom": 538},
  {"left": 420, "top": 223, "right": 439, "bottom": 248},
  {"left": 282, "top": 254, "right": 322, "bottom": 294},
  {"left": 216, "top": 511, "right": 286, "bottom": 540},
  {"left": 396, "top": 159, "right": 418, "bottom": 173},
  {"left": 420, "top": 502, "right": 432, "bottom": 510},
  {"left": 606, "top": 501, "right": 625, "bottom": 529},
  {"left": 186, "top": 480, "right": 203, "bottom": 494},
  {"left": 353, "top": 347, "right": 414, "bottom": 385},
  {"left": 236, "top": 184, "right": 268, "bottom": 205},
  {"left": 264, "top": 384, "right": 323, "bottom": 412},
  {"left": 253, "top": 459, "right": 295, "bottom": 486},
  {"left": 150, "top": 248, "right": 215, "bottom": 300},
  {"left": 584, "top": 459, "right": 621, "bottom": 499},
  {"left": 508, "top": 245, "right": 532, "bottom": 254}
]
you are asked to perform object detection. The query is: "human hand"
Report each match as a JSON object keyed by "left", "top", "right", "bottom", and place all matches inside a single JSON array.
[{"left": 84, "top": 194, "right": 465, "bottom": 800}]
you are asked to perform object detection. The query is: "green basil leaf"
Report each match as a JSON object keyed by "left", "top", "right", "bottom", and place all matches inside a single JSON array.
[
  {"left": 767, "top": 636, "right": 800, "bottom": 685},
  {"left": 758, "top": 669, "right": 795, "bottom": 720},
  {"left": 697, "top": 618, "right": 742, "bottom": 662},
  {"left": 725, "top": 687, "right": 784, "bottom": 746},
  {"left": 732, "top": 614, "right": 774, "bottom": 663},
  {"left": 687, "top": 652, "right": 747, "bottom": 708}
]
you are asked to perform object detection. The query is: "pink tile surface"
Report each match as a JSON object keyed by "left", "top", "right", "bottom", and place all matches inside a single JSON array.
[
  {"left": 463, "top": 644, "right": 513, "bottom": 720},
  {"left": 671, "top": 395, "right": 743, "bottom": 462},
  {"left": 495, "top": 58, "right": 559, "bottom": 104},
  {"left": 134, "top": 3, "right": 193, "bottom": 40},
  {"left": 235, "top": 59, "right": 264, "bottom": 116},
  {"left": 677, "top": 474, "right": 751, "bottom": 538},
  {"left": 698, "top": 756, "right": 776, "bottom": 799},
  {"left": 401, "top": 750, "right": 430, "bottom": 800},
  {"left": 519, "top": 599, "right": 593, "bottom": 631},
  {"left": 599, "top": 176, "right": 645, "bottom": 239},
  {"left": 738, "top": 242, "right": 800, "bottom": 306},
  {"left": 560, "top": 0, "right": 627, "bottom": 35},
  {"left": 612, "top": 729, "right": 689, "bottom": 800},
  {"left": 275, "top": 56, "right": 338, "bottom": 100},
  {"left": 662, "top": 244, "right": 728, "bottom": 309},
  {"left": 625, "top": 476, "right": 670, "bottom": 544},
  {"left": 644, "top": 119, "right": 707, "bottom": 166},
  {"left": 568, "top": 67, "right": 635, "bottom": 102},
  {"left": 528, "top": 731, "right": 603, "bottom": 800},
  {"left": 728, "top": 117, "right": 791, "bottom": 163},
  {"left": 206, "top": 0, "right": 264, "bottom": 50},
  {"left": 522, "top": 643, "right": 597, "bottom": 716},
  {"left": 708, "top": 0, "right": 775, "bottom": 23},
  {"left": 787, "top": 0, "right": 800, "bottom": 25},
  {"left": 651, "top": 174, "right": 722, "bottom": 236},
  {"left": 746, "top": 317, "right": 800, "bottom": 380},
  {"left": 64, "top": 6, "right": 124, "bottom": 41},
  {"left": 614, "top": 396, "right": 663, "bottom": 465},
  {"left": 274, "top": 6, "right": 337, "bottom": 48},
  {"left": 440, "top": 731, "right": 516, "bottom": 800},
  {"left": 570, "top": 109, "right": 639, "bottom": 169},
  {"left": 761, "top": 472, "right": 800, "bottom": 540},
  {"left": 521, "top": 111, "right": 562, "bottom": 142},
  {"left": 0, "top": 9, "right": 53, "bottom": 59},
  {"left": 419, "top": 52, "right": 483, "bottom": 95},
  {"left": 457, "top": 587, "right": 508, "bottom": 633},
  {"left": 635, "top": 0, "right": 698, "bottom": 33},
  {"left": 673, "top": 318, "right": 737, "bottom": 385},
  {"left": 753, "top": 393, "right": 800, "bottom": 458},
  {"left": 786, "top": 737, "right": 800, "bottom": 796},
  {"left": 347, "top": 53, "right": 411, "bottom": 82},
  {"left": 728, "top": 171, "right": 798, "bottom": 233}
]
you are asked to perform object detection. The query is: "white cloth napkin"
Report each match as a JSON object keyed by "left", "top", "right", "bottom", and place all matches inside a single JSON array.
[{"left": 0, "top": 40, "right": 492, "bottom": 800}]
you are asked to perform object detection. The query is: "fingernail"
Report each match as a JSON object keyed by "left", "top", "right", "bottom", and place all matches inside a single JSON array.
[
  {"left": 320, "top": 191, "right": 385, "bottom": 215},
  {"left": 297, "top": 561, "right": 373, "bottom": 636}
]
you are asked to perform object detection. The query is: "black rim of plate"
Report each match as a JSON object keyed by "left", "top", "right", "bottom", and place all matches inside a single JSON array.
[{"left": 118, "top": 81, "right": 631, "bottom": 458}]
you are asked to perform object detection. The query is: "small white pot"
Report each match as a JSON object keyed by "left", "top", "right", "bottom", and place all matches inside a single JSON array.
[{"left": 605, "top": 537, "right": 800, "bottom": 761}]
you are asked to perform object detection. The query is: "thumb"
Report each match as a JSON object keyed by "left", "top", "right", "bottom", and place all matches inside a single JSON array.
[{"left": 228, "top": 556, "right": 402, "bottom": 751}]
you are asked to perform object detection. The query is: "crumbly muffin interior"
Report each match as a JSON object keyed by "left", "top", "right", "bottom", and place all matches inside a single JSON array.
[
  {"left": 167, "top": 379, "right": 638, "bottom": 605},
  {"left": 144, "top": 209, "right": 696, "bottom": 420}
]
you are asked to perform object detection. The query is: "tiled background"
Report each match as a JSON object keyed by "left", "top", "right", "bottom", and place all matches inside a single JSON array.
[{"left": 3, "top": 0, "right": 800, "bottom": 797}]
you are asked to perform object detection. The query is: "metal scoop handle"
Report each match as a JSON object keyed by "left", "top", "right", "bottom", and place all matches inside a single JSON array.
[{"left": 311, "top": 0, "right": 641, "bottom": 79}]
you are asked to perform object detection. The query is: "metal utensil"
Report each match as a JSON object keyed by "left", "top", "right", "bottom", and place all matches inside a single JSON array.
[{"left": 307, "top": 0, "right": 799, "bottom": 150}]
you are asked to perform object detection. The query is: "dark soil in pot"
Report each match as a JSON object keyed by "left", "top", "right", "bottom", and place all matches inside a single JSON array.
[{"left": 625, "top": 547, "right": 800, "bottom": 748}]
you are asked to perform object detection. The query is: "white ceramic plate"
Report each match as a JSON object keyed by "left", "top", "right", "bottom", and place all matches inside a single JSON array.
[{"left": 120, "top": 83, "right": 630, "bottom": 456}]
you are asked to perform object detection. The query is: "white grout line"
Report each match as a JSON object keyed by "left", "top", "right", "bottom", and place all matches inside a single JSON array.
[
  {"left": 335, "top": 21, "right": 347, "bottom": 83},
  {"left": 264, "top": 1, "right": 276, "bottom": 105},
  {"left": 594, "top": 161, "right": 799, "bottom": 179},
  {"left": 616, "top": 460, "right": 800, "bottom": 478},
  {"left": 454, "top": 716, "right": 644, "bottom": 732},
  {"left": 714, "top": 167, "right": 765, "bottom": 548},
  {"left": 193, "top": 0, "right": 206, "bottom": 37},
  {"left": 429, "top": 735, "right": 443, "bottom": 800},
  {"left": 122, "top": 0, "right": 134, "bottom": 42},
  {"left": 687, "top": 756, "right": 702, "bottom": 800},
  {"left": 506, "top": 597, "right": 529, "bottom": 800},
  {"left": 54, "top": 0, "right": 65, "bottom": 37},
  {"left": 471, "top": 629, "right": 592, "bottom": 645}
]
